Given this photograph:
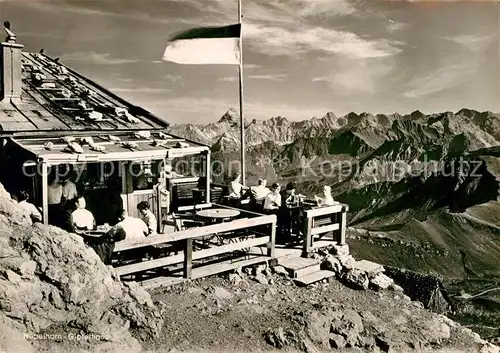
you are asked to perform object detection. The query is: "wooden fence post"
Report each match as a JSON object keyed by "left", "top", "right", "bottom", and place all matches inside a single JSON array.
[
  {"left": 302, "top": 216, "right": 313, "bottom": 256},
  {"left": 183, "top": 238, "right": 192, "bottom": 279},
  {"left": 338, "top": 206, "right": 347, "bottom": 245},
  {"left": 267, "top": 218, "right": 276, "bottom": 257}
]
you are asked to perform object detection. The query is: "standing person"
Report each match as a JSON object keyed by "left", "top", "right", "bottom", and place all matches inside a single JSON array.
[
  {"left": 137, "top": 201, "right": 157, "bottom": 235},
  {"left": 70, "top": 196, "right": 96, "bottom": 234},
  {"left": 47, "top": 174, "right": 63, "bottom": 226},
  {"left": 16, "top": 190, "right": 42, "bottom": 223},
  {"left": 61, "top": 174, "right": 78, "bottom": 206}
]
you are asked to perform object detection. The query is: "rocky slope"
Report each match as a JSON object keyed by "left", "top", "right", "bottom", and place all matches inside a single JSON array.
[{"left": 0, "top": 183, "right": 165, "bottom": 353}]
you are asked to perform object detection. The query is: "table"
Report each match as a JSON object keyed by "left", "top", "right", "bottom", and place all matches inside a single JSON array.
[{"left": 196, "top": 208, "right": 240, "bottom": 222}]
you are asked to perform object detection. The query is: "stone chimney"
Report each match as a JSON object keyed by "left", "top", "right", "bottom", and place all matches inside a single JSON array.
[{"left": 0, "top": 22, "right": 24, "bottom": 103}]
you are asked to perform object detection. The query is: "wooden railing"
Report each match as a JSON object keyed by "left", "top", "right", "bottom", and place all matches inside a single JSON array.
[
  {"left": 112, "top": 213, "right": 276, "bottom": 280},
  {"left": 302, "top": 204, "right": 348, "bottom": 254}
]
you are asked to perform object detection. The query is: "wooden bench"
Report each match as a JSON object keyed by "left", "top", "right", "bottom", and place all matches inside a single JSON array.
[
  {"left": 302, "top": 204, "right": 348, "bottom": 255},
  {"left": 112, "top": 214, "right": 277, "bottom": 285}
]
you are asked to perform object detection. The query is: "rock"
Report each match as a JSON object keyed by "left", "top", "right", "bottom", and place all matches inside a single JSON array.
[
  {"left": 422, "top": 317, "right": 451, "bottom": 344},
  {"left": 253, "top": 274, "right": 268, "bottom": 285},
  {"left": 0, "top": 313, "right": 35, "bottom": 353},
  {"left": 388, "top": 283, "right": 404, "bottom": 293},
  {"left": 370, "top": 273, "right": 394, "bottom": 290},
  {"left": 375, "top": 335, "right": 391, "bottom": 352},
  {"left": 271, "top": 265, "right": 289, "bottom": 277},
  {"left": 264, "top": 327, "right": 288, "bottom": 348},
  {"left": 481, "top": 343, "right": 500, "bottom": 353},
  {"left": 330, "top": 244, "right": 349, "bottom": 257},
  {"left": 253, "top": 264, "right": 267, "bottom": 276},
  {"left": 329, "top": 334, "right": 346, "bottom": 349},
  {"left": 301, "top": 337, "right": 319, "bottom": 353},
  {"left": 321, "top": 255, "right": 342, "bottom": 275},
  {"left": 353, "top": 260, "right": 384, "bottom": 278},
  {"left": 0, "top": 188, "right": 165, "bottom": 347},
  {"left": 338, "top": 254, "right": 356, "bottom": 270},
  {"left": 212, "top": 287, "right": 234, "bottom": 301},
  {"left": 2, "top": 257, "right": 37, "bottom": 278},
  {"left": 5, "top": 270, "right": 21, "bottom": 284},
  {"left": 228, "top": 273, "right": 242, "bottom": 285},
  {"left": 330, "top": 310, "right": 364, "bottom": 347},
  {"left": 342, "top": 269, "right": 369, "bottom": 290}
]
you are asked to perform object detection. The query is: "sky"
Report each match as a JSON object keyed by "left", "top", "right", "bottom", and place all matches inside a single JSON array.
[{"left": 0, "top": 0, "right": 498, "bottom": 124}]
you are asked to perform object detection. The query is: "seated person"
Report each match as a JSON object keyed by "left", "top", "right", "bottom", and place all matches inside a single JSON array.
[
  {"left": 16, "top": 190, "right": 42, "bottom": 223},
  {"left": 137, "top": 201, "right": 157, "bottom": 235},
  {"left": 263, "top": 183, "right": 281, "bottom": 213},
  {"left": 70, "top": 196, "right": 96, "bottom": 234},
  {"left": 250, "top": 179, "right": 270, "bottom": 201},
  {"left": 281, "top": 182, "right": 306, "bottom": 206},
  {"left": 314, "top": 185, "right": 339, "bottom": 206},
  {"left": 228, "top": 173, "right": 250, "bottom": 199},
  {"left": 113, "top": 209, "right": 148, "bottom": 240}
]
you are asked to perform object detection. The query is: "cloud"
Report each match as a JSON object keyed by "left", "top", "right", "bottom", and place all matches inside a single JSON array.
[
  {"left": 163, "top": 74, "right": 183, "bottom": 82},
  {"left": 313, "top": 57, "right": 396, "bottom": 94},
  {"left": 403, "top": 61, "right": 478, "bottom": 98},
  {"left": 244, "top": 23, "right": 402, "bottom": 58},
  {"left": 443, "top": 33, "right": 497, "bottom": 50},
  {"left": 107, "top": 87, "right": 172, "bottom": 94},
  {"left": 247, "top": 74, "right": 288, "bottom": 81},
  {"left": 217, "top": 77, "right": 238, "bottom": 82},
  {"left": 60, "top": 52, "right": 136, "bottom": 65}
]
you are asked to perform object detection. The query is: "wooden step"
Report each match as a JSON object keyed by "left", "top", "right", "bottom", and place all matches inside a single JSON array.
[
  {"left": 279, "top": 257, "right": 320, "bottom": 278},
  {"left": 293, "top": 270, "right": 336, "bottom": 286}
]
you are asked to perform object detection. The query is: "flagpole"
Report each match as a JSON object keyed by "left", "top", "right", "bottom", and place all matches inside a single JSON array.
[{"left": 238, "top": 0, "right": 246, "bottom": 186}]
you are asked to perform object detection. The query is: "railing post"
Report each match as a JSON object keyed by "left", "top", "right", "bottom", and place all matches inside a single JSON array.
[
  {"left": 302, "top": 215, "right": 313, "bottom": 256},
  {"left": 338, "top": 206, "right": 347, "bottom": 245},
  {"left": 183, "top": 238, "right": 192, "bottom": 279},
  {"left": 267, "top": 217, "right": 276, "bottom": 257}
]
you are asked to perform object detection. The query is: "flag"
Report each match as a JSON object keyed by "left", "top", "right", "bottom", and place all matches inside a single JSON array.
[{"left": 162, "top": 24, "right": 241, "bottom": 65}]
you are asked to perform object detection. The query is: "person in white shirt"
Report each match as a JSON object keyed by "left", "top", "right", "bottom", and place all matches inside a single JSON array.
[
  {"left": 16, "top": 191, "right": 42, "bottom": 223},
  {"left": 61, "top": 176, "right": 78, "bottom": 205},
  {"left": 47, "top": 176, "right": 63, "bottom": 227},
  {"left": 113, "top": 209, "right": 148, "bottom": 240},
  {"left": 315, "top": 185, "right": 338, "bottom": 206},
  {"left": 137, "top": 201, "right": 157, "bottom": 235},
  {"left": 251, "top": 179, "right": 270, "bottom": 201},
  {"left": 70, "top": 196, "right": 95, "bottom": 234},
  {"left": 228, "top": 173, "right": 249, "bottom": 199},
  {"left": 263, "top": 183, "right": 281, "bottom": 213}
]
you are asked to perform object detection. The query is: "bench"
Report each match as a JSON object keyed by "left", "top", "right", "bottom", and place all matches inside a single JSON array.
[{"left": 112, "top": 214, "right": 277, "bottom": 284}]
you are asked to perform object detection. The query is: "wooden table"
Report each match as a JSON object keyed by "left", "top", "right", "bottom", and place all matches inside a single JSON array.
[{"left": 196, "top": 208, "right": 240, "bottom": 222}]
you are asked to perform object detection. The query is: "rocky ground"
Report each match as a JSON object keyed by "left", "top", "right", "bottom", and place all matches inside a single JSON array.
[{"left": 144, "top": 261, "right": 498, "bottom": 353}]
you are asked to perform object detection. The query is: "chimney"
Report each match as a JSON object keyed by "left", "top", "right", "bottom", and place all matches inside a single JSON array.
[{"left": 0, "top": 21, "right": 23, "bottom": 103}]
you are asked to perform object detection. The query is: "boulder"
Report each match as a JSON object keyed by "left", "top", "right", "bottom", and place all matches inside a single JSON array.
[
  {"left": 353, "top": 260, "right": 384, "bottom": 278},
  {"left": 271, "top": 265, "right": 289, "bottom": 277},
  {"left": 321, "top": 255, "right": 342, "bottom": 275},
  {"left": 330, "top": 310, "right": 364, "bottom": 347},
  {"left": 370, "top": 273, "right": 394, "bottom": 290},
  {"left": 253, "top": 273, "right": 268, "bottom": 285},
  {"left": 0, "top": 186, "right": 165, "bottom": 351},
  {"left": 264, "top": 327, "right": 288, "bottom": 348},
  {"left": 338, "top": 254, "right": 356, "bottom": 270},
  {"left": 342, "top": 269, "right": 369, "bottom": 290},
  {"left": 421, "top": 317, "right": 451, "bottom": 344},
  {"left": 330, "top": 244, "right": 349, "bottom": 257},
  {"left": 329, "top": 334, "right": 346, "bottom": 349}
]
